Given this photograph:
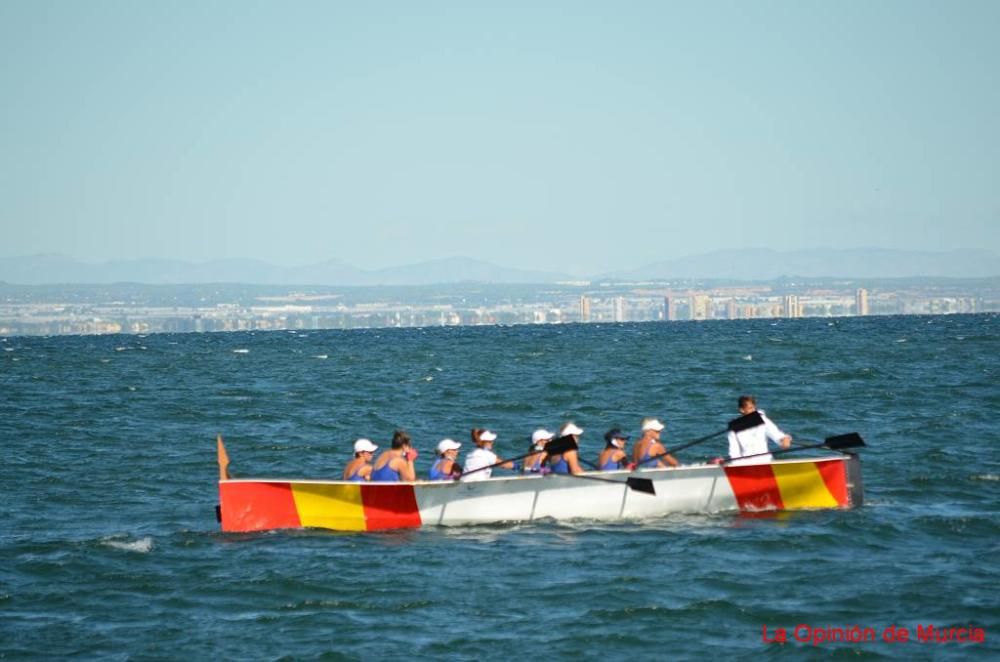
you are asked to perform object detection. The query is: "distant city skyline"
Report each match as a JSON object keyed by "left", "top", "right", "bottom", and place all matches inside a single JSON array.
[
  {"left": 2, "top": 2, "right": 998, "bottom": 275},
  {"left": 1, "top": 280, "right": 993, "bottom": 337}
]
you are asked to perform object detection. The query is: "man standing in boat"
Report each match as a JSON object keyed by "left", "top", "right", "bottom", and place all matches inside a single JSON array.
[
  {"left": 632, "top": 417, "right": 679, "bottom": 468},
  {"left": 727, "top": 395, "right": 792, "bottom": 464}
]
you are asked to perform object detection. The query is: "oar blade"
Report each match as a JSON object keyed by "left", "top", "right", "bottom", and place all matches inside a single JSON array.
[
  {"left": 824, "top": 432, "right": 865, "bottom": 450},
  {"left": 626, "top": 477, "right": 656, "bottom": 495},
  {"left": 728, "top": 411, "right": 764, "bottom": 433},
  {"left": 546, "top": 436, "right": 578, "bottom": 456}
]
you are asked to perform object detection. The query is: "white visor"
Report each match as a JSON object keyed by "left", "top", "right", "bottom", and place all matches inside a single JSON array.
[
  {"left": 353, "top": 438, "right": 378, "bottom": 453},
  {"left": 437, "top": 438, "right": 462, "bottom": 453},
  {"left": 531, "top": 428, "right": 555, "bottom": 444},
  {"left": 560, "top": 423, "right": 584, "bottom": 436},
  {"left": 641, "top": 419, "right": 665, "bottom": 432}
]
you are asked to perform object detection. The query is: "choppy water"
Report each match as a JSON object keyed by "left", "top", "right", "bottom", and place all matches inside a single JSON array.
[{"left": 2, "top": 315, "right": 998, "bottom": 659}]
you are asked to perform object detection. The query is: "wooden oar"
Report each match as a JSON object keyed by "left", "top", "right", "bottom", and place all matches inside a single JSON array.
[
  {"left": 633, "top": 412, "right": 764, "bottom": 469},
  {"left": 721, "top": 432, "right": 865, "bottom": 465}
]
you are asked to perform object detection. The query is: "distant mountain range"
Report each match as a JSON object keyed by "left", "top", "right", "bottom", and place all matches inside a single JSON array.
[
  {"left": 0, "top": 254, "right": 574, "bottom": 286},
  {"left": 0, "top": 249, "right": 997, "bottom": 286}
]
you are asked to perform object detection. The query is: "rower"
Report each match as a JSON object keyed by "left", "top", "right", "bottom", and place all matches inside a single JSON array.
[
  {"left": 371, "top": 430, "right": 418, "bottom": 482},
  {"left": 428, "top": 438, "right": 462, "bottom": 480},
  {"left": 343, "top": 438, "right": 378, "bottom": 481},
  {"left": 632, "top": 417, "right": 679, "bottom": 468},
  {"left": 460, "top": 428, "right": 514, "bottom": 481},
  {"left": 523, "top": 428, "right": 554, "bottom": 473},
  {"left": 548, "top": 422, "right": 585, "bottom": 475},
  {"left": 598, "top": 428, "right": 630, "bottom": 471},
  {"left": 727, "top": 395, "right": 792, "bottom": 464}
]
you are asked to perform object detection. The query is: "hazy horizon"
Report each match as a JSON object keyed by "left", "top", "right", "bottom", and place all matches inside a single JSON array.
[{"left": 3, "top": 2, "right": 998, "bottom": 276}]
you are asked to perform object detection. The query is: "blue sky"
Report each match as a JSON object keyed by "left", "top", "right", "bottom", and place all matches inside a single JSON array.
[{"left": 1, "top": 1, "right": 997, "bottom": 273}]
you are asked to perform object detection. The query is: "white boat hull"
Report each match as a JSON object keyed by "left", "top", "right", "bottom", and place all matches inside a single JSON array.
[{"left": 218, "top": 455, "right": 863, "bottom": 532}]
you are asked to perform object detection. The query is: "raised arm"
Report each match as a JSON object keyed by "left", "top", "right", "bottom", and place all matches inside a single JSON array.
[{"left": 761, "top": 413, "right": 792, "bottom": 448}]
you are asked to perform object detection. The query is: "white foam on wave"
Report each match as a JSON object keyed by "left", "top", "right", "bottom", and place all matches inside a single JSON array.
[
  {"left": 742, "top": 354, "right": 752, "bottom": 361},
  {"left": 313, "top": 354, "right": 328, "bottom": 359},
  {"left": 3, "top": 347, "right": 13, "bottom": 352},
  {"left": 971, "top": 474, "right": 998, "bottom": 482},
  {"left": 895, "top": 338, "right": 908, "bottom": 343},
  {"left": 233, "top": 348, "right": 250, "bottom": 354},
  {"left": 103, "top": 536, "right": 154, "bottom": 553}
]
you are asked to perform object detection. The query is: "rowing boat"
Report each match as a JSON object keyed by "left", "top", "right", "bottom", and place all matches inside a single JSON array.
[{"left": 216, "top": 446, "right": 863, "bottom": 533}]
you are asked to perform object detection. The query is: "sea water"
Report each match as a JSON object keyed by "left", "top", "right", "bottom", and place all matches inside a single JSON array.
[{"left": 2, "top": 315, "right": 997, "bottom": 659}]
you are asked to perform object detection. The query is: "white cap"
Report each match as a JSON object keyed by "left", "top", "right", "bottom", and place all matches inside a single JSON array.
[
  {"left": 641, "top": 418, "right": 665, "bottom": 432},
  {"left": 531, "top": 428, "right": 555, "bottom": 444},
  {"left": 560, "top": 422, "right": 584, "bottom": 436},
  {"left": 437, "top": 438, "right": 462, "bottom": 454},
  {"left": 353, "top": 438, "right": 378, "bottom": 453},
  {"left": 479, "top": 430, "right": 498, "bottom": 442}
]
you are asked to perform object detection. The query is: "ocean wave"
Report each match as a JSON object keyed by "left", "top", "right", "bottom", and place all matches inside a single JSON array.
[{"left": 101, "top": 535, "right": 154, "bottom": 553}]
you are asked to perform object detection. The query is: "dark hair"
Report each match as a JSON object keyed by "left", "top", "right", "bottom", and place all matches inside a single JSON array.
[
  {"left": 391, "top": 429, "right": 411, "bottom": 449},
  {"left": 471, "top": 428, "right": 486, "bottom": 443},
  {"left": 738, "top": 394, "right": 756, "bottom": 408}
]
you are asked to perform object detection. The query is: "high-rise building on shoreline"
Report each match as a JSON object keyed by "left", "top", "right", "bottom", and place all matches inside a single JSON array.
[
  {"left": 663, "top": 296, "right": 676, "bottom": 321},
  {"left": 613, "top": 296, "right": 626, "bottom": 322},
  {"left": 856, "top": 288, "right": 870, "bottom": 316}
]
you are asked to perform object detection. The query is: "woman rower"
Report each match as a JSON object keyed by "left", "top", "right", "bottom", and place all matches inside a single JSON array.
[
  {"left": 428, "top": 438, "right": 462, "bottom": 480},
  {"left": 371, "top": 429, "right": 418, "bottom": 482},
  {"left": 548, "top": 422, "right": 585, "bottom": 475},
  {"left": 632, "top": 417, "right": 679, "bottom": 468},
  {"left": 343, "top": 438, "right": 378, "bottom": 481},
  {"left": 598, "top": 428, "right": 630, "bottom": 471},
  {"left": 460, "top": 428, "right": 514, "bottom": 482},
  {"left": 523, "top": 428, "right": 554, "bottom": 473}
]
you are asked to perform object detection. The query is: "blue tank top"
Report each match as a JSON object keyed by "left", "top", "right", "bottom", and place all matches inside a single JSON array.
[
  {"left": 640, "top": 443, "right": 658, "bottom": 463},
  {"left": 345, "top": 465, "right": 367, "bottom": 482},
  {"left": 599, "top": 454, "right": 624, "bottom": 471},
  {"left": 428, "top": 458, "right": 452, "bottom": 481},
  {"left": 550, "top": 456, "right": 570, "bottom": 474},
  {"left": 371, "top": 461, "right": 401, "bottom": 482}
]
